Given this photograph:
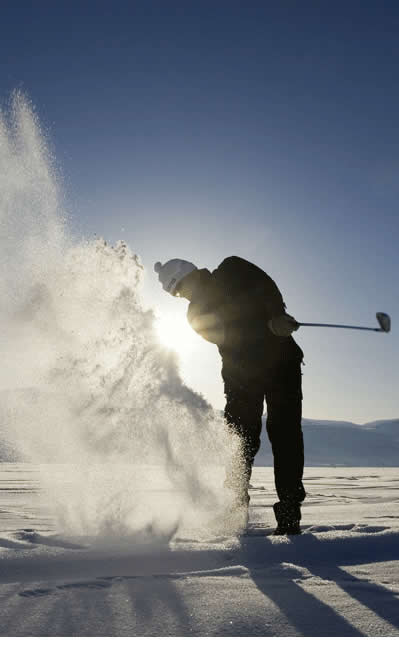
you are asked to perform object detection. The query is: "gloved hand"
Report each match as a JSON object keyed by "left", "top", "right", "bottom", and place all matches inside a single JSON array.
[{"left": 268, "top": 313, "right": 300, "bottom": 337}]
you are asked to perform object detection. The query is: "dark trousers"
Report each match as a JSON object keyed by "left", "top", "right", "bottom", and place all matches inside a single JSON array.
[{"left": 222, "top": 357, "right": 306, "bottom": 506}]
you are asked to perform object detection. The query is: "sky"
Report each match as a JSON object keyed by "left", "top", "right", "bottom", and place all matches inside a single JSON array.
[{"left": 1, "top": 1, "right": 398, "bottom": 423}]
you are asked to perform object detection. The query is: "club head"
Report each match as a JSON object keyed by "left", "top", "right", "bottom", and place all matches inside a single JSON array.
[{"left": 376, "top": 312, "right": 391, "bottom": 333}]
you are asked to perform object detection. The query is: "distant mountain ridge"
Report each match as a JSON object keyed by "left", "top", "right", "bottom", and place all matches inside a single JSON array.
[{"left": 255, "top": 417, "right": 399, "bottom": 467}]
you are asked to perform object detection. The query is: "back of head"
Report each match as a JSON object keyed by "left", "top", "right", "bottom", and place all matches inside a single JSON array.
[{"left": 154, "top": 259, "right": 198, "bottom": 295}]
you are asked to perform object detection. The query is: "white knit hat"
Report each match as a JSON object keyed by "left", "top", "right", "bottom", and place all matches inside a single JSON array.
[{"left": 154, "top": 259, "right": 198, "bottom": 295}]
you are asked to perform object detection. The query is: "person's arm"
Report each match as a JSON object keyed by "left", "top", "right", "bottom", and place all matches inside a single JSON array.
[
  {"left": 212, "top": 256, "right": 287, "bottom": 322},
  {"left": 213, "top": 256, "right": 296, "bottom": 344},
  {"left": 214, "top": 256, "right": 300, "bottom": 337},
  {"left": 188, "top": 307, "right": 226, "bottom": 345},
  {"left": 187, "top": 282, "right": 226, "bottom": 345}
]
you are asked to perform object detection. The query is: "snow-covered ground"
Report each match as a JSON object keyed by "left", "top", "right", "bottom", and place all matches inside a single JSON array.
[{"left": 1, "top": 463, "right": 398, "bottom": 637}]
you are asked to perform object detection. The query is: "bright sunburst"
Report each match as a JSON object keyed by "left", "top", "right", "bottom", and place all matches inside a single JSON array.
[{"left": 154, "top": 311, "right": 198, "bottom": 356}]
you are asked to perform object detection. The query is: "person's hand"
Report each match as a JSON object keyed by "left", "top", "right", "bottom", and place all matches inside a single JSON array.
[{"left": 268, "top": 313, "right": 300, "bottom": 337}]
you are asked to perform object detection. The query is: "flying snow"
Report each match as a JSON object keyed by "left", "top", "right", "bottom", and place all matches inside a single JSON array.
[{"left": 0, "top": 93, "right": 242, "bottom": 541}]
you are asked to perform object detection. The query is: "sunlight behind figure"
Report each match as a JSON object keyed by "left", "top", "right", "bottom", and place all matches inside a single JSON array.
[{"left": 154, "top": 310, "right": 199, "bottom": 357}]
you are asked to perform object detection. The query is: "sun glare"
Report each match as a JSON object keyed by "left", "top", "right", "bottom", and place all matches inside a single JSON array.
[{"left": 154, "top": 311, "right": 198, "bottom": 356}]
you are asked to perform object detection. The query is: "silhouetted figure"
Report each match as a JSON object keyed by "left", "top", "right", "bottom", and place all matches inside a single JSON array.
[{"left": 155, "top": 256, "right": 305, "bottom": 534}]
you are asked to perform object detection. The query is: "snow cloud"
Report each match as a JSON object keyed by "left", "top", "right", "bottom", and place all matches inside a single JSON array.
[{"left": 0, "top": 93, "right": 241, "bottom": 540}]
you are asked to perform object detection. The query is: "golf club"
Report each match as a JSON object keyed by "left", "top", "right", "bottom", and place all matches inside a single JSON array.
[{"left": 299, "top": 312, "right": 391, "bottom": 333}]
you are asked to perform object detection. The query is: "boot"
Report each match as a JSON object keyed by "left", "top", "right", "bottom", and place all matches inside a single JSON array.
[{"left": 273, "top": 501, "right": 302, "bottom": 535}]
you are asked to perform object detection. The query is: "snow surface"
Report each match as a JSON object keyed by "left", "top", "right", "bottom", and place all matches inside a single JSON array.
[{"left": 1, "top": 463, "right": 399, "bottom": 637}]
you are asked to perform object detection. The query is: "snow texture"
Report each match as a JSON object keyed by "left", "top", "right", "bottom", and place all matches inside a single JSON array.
[
  {"left": 0, "top": 94, "right": 242, "bottom": 538},
  {"left": 0, "top": 465, "right": 399, "bottom": 637}
]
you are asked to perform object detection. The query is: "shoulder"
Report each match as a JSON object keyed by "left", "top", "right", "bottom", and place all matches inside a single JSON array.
[
  {"left": 212, "top": 256, "right": 285, "bottom": 305},
  {"left": 213, "top": 256, "right": 269, "bottom": 283},
  {"left": 216, "top": 256, "right": 248, "bottom": 270}
]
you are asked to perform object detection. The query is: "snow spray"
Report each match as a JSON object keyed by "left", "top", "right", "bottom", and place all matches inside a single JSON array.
[{"left": 0, "top": 93, "right": 242, "bottom": 541}]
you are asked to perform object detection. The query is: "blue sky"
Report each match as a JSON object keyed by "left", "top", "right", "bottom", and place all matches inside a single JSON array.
[{"left": 1, "top": 1, "right": 398, "bottom": 423}]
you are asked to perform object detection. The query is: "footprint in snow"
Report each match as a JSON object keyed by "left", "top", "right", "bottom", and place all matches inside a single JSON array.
[
  {"left": 19, "top": 588, "right": 53, "bottom": 598},
  {"left": 15, "top": 529, "right": 87, "bottom": 549}
]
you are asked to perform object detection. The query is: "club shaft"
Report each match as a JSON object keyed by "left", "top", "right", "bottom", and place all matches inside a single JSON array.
[{"left": 299, "top": 323, "right": 381, "bottom": 332}]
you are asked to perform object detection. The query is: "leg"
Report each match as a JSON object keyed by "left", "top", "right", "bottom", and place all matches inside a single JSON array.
[
  {"left": 222, "top": 363, "right": 264, "bottom": 506},
  {"left": 265, "top": 359, "right": 305, "bottom": 531}
]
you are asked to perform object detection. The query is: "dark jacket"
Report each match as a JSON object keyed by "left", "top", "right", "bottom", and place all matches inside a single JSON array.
[{"left": 186, "top": 256, "right": 303, "bottom": 368}]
